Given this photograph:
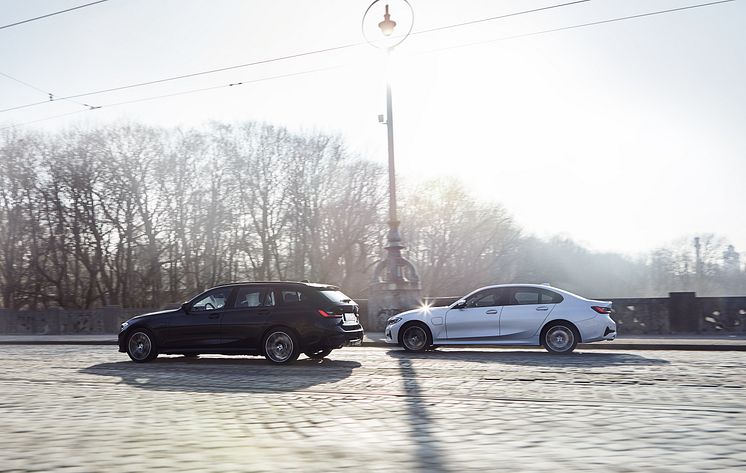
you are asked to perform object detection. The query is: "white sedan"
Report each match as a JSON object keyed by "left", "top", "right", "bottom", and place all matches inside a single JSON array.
[{"left": 384, "top": 284, "right": 616, "bottom": 354}]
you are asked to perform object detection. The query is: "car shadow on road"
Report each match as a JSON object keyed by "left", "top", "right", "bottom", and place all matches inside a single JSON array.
[
  {"left": 386, "top": 348, "right": 670, "bottom": 366},
  {"left": 80, "top": 356, "right": 362, "bottom": 393}
]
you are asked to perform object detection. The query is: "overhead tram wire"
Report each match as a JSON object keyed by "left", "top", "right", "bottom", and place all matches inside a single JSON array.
[
  {"left": 0, "top": 0, "right": 736, "bottom": 131},
  {"left": 409, "top": 0, "right": 590, "bottom": 37},
  {"left": 0, "top": 0, "right": 592, "bottom": 115},
  {"left": 0, "top": 65, "right": 346, "bottom": 131},
  {"left": 421, "top": 0, "right": 736, "bottom": 55},
  {"left": 0, "top": 71, "right": 99, "bottom": 110},
  {"left": 0, "top": 0, "right": 111, "bottom": 31}
]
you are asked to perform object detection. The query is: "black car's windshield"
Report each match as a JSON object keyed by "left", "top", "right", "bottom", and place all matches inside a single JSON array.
[{"left": 320, "top": 290, "right": 354, "bottom": 304}]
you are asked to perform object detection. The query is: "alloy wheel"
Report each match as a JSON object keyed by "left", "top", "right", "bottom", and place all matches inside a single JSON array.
[
  {"left": 128, "top": 332, "right": 152, "bottom": 361},
  {"left": 545, "top": 325, "right": 575, "bottom": 353},
  {"left": 402, "top": 325, "right": 428, "bottom": 351},
  {"left": 265, "top": 331, "right": 294, "bottom": 363}
]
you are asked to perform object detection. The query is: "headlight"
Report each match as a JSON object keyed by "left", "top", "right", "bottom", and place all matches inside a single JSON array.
[
  {"left": 120, "top": 321, "right": 129, "bottom": 331},
  {"left": 386, "top": 317, "right": 402, "bottom": 326}
]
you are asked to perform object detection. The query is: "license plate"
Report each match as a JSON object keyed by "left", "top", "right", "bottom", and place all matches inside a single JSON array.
[{"left": 343, "top": 313, "right": 358, "bottom": 323}]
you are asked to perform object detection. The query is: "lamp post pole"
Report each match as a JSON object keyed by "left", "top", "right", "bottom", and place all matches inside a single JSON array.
[
  {"left": 384, "top": 53, "right": 403, "bottom": 284},
  {"left": 363, "top": 1, "right": 420, "bottom": 330}
]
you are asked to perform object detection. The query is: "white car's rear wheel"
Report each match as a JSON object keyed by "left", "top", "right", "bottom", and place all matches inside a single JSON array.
[
  {"left": 542, "top": 322, "right": 578, "bottom": 354},
  {"left": 401, "top": 324, "right": 431, "bottom": 352}
]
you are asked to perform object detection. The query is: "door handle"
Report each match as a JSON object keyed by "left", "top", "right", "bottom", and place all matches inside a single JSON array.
[
  {"left": 257, "top": 309, "right": 270, "bottom": 316},
  {"left": 208, "top": 313, "right": 221, "bottom": 319},
  {"left": 485, "top": 309, "right": 498, "bottom": 314},
  {"left": 536, "top": 306, "right": 549, "bottom": 311}
]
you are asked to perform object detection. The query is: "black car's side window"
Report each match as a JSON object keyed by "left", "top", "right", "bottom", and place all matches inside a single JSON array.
[
  {"left": 235, "top": 286, "right": 275, "bottom": 308},
  {"left": 191, "top": 288, "right": 232, "bottom": 312},
  {"left": 281, "top": 289, "right": 306, "bottom": 305}
]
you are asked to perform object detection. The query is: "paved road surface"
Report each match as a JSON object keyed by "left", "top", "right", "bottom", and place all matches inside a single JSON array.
[{"left": 1, "top": 345, "right": 745, "bottom": 472}]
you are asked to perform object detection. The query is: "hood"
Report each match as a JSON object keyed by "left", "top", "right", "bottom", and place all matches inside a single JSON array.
[
  {"left": 127, "top": 308, "right": 181, "bottom": 322},
  {"left": 395, "top": 305, "right": 449, "bottom": 321}
]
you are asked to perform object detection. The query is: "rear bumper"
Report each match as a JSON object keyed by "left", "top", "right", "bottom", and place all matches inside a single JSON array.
[
  {"left": 580, "top": 315, "right": 617, "bottom": 343},
  {"left": 316, "top": 325, "right": 364, "bottom": 349}
]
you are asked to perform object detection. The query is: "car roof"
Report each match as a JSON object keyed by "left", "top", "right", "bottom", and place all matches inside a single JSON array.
[
  {"left": 466, "top": 284, "right": 583, "bottom": 299},
  {"left": 210, "top": 281, "right": 340, "bottom": 291}
]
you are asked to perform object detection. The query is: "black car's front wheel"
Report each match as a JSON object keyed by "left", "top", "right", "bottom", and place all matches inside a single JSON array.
[
  {"left": 263, "top": 328, "right": 301, "bottom": 364},
  {"left": 304, "top": 348, "right": 333, "bottom": 359},
  {"left": 126, "top": 330, "right": 158, "bottom": 363}
]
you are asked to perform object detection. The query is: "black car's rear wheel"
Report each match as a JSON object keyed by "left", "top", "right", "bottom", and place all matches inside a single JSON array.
[
  {"left": 263, "top": 328, "right": 301, "bottom": 364},
  {"left": 126, "top": 330, "right": 158, "bottom": 363},
  {"left": 305, "top": 348, "right": 333, "bottom": 359}
]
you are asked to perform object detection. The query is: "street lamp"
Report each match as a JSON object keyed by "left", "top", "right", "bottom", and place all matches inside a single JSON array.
[{"left": 362, "top": 1, "right": 421, "bottom": 331}]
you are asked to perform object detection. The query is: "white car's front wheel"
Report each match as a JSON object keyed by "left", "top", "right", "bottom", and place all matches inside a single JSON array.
[
  {"left": 400, "top": 323, "right": 431, "bottom": 352},
  {"left": 542, "top": 322, "right": 579, "bottom": 354}
]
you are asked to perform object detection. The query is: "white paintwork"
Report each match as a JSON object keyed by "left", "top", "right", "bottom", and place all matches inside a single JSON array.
[{"left": 385, "top": 284, "right": 617, "bottom": 351}]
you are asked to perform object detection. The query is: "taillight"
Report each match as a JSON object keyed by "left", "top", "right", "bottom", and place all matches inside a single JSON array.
[
  {"left": 318, "top": 309, "right": 342, "bottom": 318},
  {"left": 591, "top": 306, "right": 612, "bottom": 315}
]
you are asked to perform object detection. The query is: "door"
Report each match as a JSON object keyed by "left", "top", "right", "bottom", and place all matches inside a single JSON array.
[
  {"left": 162, "top": 286, "right": 235, "bottom": 349},
  {"left": 445, "top": 288, "right": 506, "bottom": 341},
  {"left": 498, "top": 287, "right": 560, "bottom": 341},
  {"left": 220, "top": 285, "right": 276, "bottom": 350}
]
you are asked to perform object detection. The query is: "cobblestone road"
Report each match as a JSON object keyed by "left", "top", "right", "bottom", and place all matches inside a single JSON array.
[{"left": 1, "top": 345, "right": 745, "bottom": 472}]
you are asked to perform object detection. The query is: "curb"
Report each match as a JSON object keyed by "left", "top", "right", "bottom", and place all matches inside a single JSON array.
[
  {"left": 361, "top": 341, "right": 746, "bottom": 351},
  {"left": 2, "top": 339, "right": 745, "bottom": 351}
]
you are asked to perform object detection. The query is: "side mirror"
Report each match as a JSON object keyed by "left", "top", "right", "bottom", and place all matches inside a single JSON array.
[
  {"left": 452, "top": 299, "right": 467, "bottom": 310},
  {"left": 181, "top": 302, "right": 190, "bottom": 314}
]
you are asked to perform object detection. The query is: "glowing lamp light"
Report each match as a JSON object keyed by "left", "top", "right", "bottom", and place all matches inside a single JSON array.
[{"left": 378, "top": 4, "right": 397, "bottom": 36}]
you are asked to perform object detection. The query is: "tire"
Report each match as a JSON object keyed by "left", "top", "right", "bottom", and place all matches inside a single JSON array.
[
  {"left": 263, "top": 328, "right": 301, "bottom": 364},
  {"left": 541, "top": 322, "right": 579, "bottom": 354},
  {"left": 304, "top": 348, "right": 333, "bottom": 359},
  {"left": 400, "top": 323, "right": 432, "bottom": 352},
  {"left": 126, "top": 329, "right": 158, "bottom": 363}
]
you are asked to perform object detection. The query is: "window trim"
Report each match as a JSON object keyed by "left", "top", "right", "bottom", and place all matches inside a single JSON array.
[
  {"left": 228, "top": 284, "right": 277, "bottom": 310},
  {"left": 189, "top": 287, "right": 236, "bottom": 312}
]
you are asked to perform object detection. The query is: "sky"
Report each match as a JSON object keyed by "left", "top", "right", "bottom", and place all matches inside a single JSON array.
[{"left": 0, "top": 0, "right": 744, "bottom": 257}]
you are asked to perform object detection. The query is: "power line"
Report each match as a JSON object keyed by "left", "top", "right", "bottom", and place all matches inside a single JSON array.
[
  {"left": 0, "top": 0, "right": 110, "bottom": 31},
  {"left": 0, "top": 0, "right": 736, "bottom": 131},
  {"left": 0, "top": 0, "right": 592, "bottom": 114}
]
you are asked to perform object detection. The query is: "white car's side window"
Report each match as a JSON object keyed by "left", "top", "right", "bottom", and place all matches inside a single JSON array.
[{"left": 513, "top": 290, "right": 540, "bottom": 305}]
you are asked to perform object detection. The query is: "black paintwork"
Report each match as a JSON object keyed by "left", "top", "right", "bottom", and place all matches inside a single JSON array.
[{"left": 118, "top": 282, "right": 364, "bottom": 356}]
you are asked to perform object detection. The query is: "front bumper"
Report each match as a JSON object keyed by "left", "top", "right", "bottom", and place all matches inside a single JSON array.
[
  {"left": 117, "top": 331, "right": 127, "bottom": 352},
  {"left": 384, "top": 324, "right": 401, "bottom": 344}
]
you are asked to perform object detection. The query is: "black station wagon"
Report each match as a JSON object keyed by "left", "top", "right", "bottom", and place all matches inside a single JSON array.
[{"left": 118, "top": 282, "right": 364, "bottom": 364}]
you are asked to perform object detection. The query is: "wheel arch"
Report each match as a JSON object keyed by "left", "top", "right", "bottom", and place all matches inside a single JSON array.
[
  {"left": 124, "top": 324, "right": 160, "bottom": 346},
  {"left": 261, "top": 324, "right": 302, "bottom": 353},
  {"left": 397, "top": 320, "right": 433, "bottom": 346},
  {"left": 541, "top": 319, "right": 582, "bottom": 343}
]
